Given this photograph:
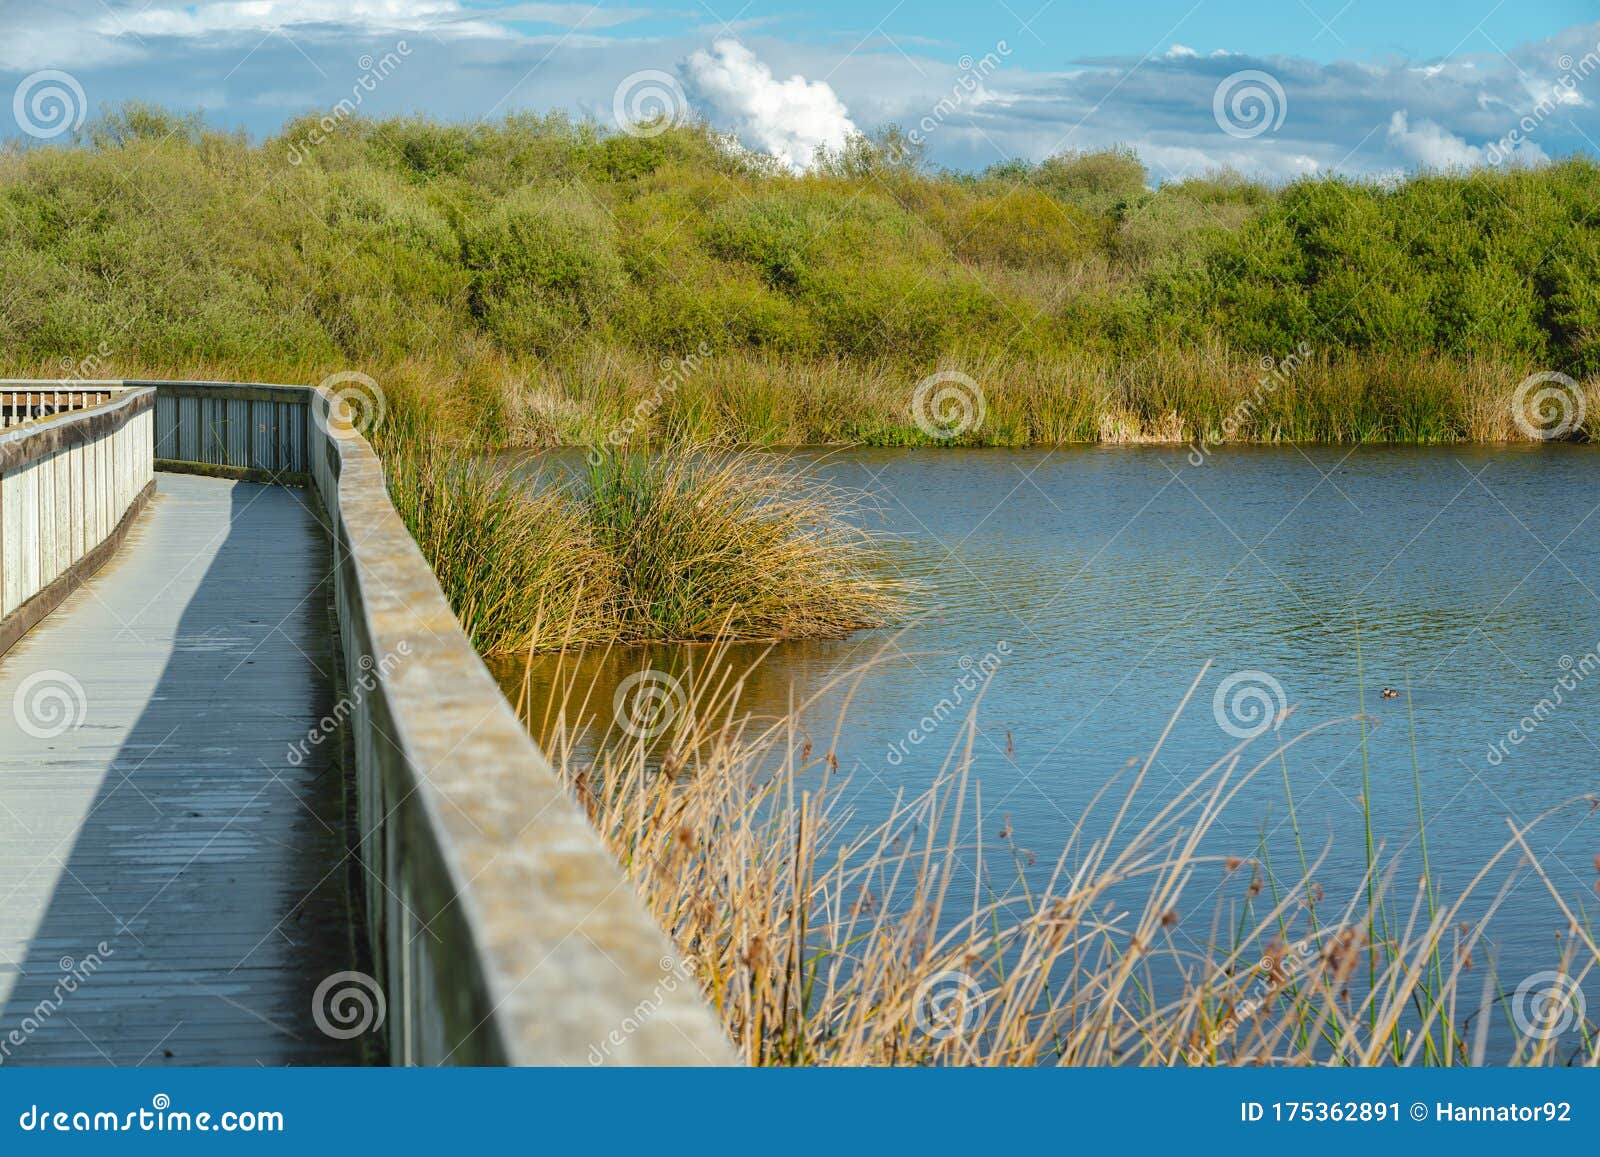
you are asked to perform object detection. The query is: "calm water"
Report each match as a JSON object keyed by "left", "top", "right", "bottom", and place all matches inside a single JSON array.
[{"left": 498, "top": 445, "right": 1600, "bottom": 1008}]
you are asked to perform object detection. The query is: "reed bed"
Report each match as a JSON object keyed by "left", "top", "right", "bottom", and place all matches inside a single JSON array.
[
  {"left": 502, "top": 345, "right": 1600, "bottom": 449},
  {"left": 518, "top": 649, "right": 1600, "bottom": 1066}
]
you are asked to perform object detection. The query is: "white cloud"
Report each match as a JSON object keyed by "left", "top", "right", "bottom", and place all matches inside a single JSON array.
[
  {"left": 1386, "top": 108, "right": 1546, "bottom": 169},
  {"left": 1386, "top": 109, "right": 1484, "bottom": 168},
  {"left": 99, "top": 0, "right": 655, "bottom": 40},
  {"left": 682, "top": 39, "right": 855, "bottom": 172}
]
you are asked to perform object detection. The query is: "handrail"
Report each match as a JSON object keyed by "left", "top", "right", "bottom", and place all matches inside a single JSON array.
[
  {"left": 0, "top": 385, "right": 121, "bottom": 430},
  {"left": 0, "top": 385, "right": 155, "bottom": 658},
  {"left": 5, "top": 379, "right": 732, "bottom": 1066}
]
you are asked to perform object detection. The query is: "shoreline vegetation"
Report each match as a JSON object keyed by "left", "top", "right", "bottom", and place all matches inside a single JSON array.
[
  {"left": 519, "top": 650, "right": 1600, "bottom": 1066},
  {"left": 4, "top": 105, "right": 1598, "bottom": 449}
]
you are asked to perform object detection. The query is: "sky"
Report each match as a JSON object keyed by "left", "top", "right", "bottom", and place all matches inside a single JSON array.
[{"left": 3, "top": 0, "right": 1600, "bottom": 180}]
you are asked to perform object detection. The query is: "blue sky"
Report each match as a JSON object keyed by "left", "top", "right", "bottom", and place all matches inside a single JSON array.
[{"left": 4, "top": 1, "right": 1600, "bottom": 179}]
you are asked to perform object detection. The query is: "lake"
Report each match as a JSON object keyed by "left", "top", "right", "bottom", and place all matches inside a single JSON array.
[{"left": 496, "top": 444, "right": 1600, "bottom": 1024}]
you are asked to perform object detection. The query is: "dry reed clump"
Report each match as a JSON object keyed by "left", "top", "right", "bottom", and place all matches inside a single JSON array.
[
  {"left": 376, "top": 425, "right": 619, "bottom": 654},
  {"left": 581, "top": 446, "right": 905, "bottom": 643},
  {"left": 373, "top": 420, "right": 905, "bottom": 654},
  {"left": 523, "top": 653, "right": 1600, "bottom": 1067}
]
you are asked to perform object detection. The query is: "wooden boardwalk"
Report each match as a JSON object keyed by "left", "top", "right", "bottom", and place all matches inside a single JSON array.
[{"left": 0, "top": 473, "right": 368, "bottom": 1066}]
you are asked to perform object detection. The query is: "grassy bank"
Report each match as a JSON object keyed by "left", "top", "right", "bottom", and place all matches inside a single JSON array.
[{"left": 4, "top": 106, "right": 1599, "bottom": 447}]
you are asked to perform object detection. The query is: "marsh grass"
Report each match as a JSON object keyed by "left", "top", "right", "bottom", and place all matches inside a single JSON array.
[
  {"left": 581, "top": 447, "right": 903, "bottom": 642},
  {"left": 371, "top": 416, "right": 904, "bottom": 652},
  {"left": 502, "top": 345, "right": 1600, "bottom": 449},
  {"left": 520, "top": 647, "right": 1600, "bottom": 1066}
]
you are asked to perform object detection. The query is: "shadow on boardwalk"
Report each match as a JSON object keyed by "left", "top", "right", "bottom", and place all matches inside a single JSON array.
[{"left": 0, "top": 475, "right": 375, "bottom": 1065}]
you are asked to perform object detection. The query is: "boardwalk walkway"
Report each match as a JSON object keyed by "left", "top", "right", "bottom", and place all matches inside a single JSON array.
[{"left": 0, "top": 473, "right": 367, "bottom": 1065}]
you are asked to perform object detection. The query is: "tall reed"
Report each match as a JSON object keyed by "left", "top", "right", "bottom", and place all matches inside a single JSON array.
[{"left": 520, "top": 647, "right": 1600, "bottom": 1066}]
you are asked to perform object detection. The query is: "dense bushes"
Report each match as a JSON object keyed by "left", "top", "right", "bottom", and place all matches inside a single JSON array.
[{"left": 3, "top": 108, "right": 1598, "bottom": 443}]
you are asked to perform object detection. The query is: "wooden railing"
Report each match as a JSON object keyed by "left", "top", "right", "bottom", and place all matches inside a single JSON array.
[
  {"left": 0, "top": 385, "right": 155, "bottom": 657},
  {"left": 0, "top": 386, "right": 118, "bottom": 429}
]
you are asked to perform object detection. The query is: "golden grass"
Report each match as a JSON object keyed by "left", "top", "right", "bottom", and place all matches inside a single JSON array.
[
  {"left": 518, "top": 648, "right": 1600, "bottom": 1066},
  {"left": 372, "top": 419, "right": 904, "bottom": 653},
  {"left": 6, "top": 349, "right": 1595, "bottom": 450}
]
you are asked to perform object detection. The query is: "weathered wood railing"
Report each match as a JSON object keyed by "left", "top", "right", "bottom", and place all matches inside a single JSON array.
[
  {"left": 3, "top": 379, "right": 730, "bottom": 1066},
  {"left": 0, "top": 385, "right": 155, "bottom": 657},
  {"left": 1, "top": 386, "right": 118, "bottom": 429}
]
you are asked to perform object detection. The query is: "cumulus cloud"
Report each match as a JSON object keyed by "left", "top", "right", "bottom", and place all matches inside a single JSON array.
[
  {"left": 1386, "top": 110, "right": 1486, "bottom": 168},
  {"left": 1387, "top": 109, "right": 1546, "bottom": 169},
  {"left": 682, "top": 39, "right": 856, "bottom": 172}
]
